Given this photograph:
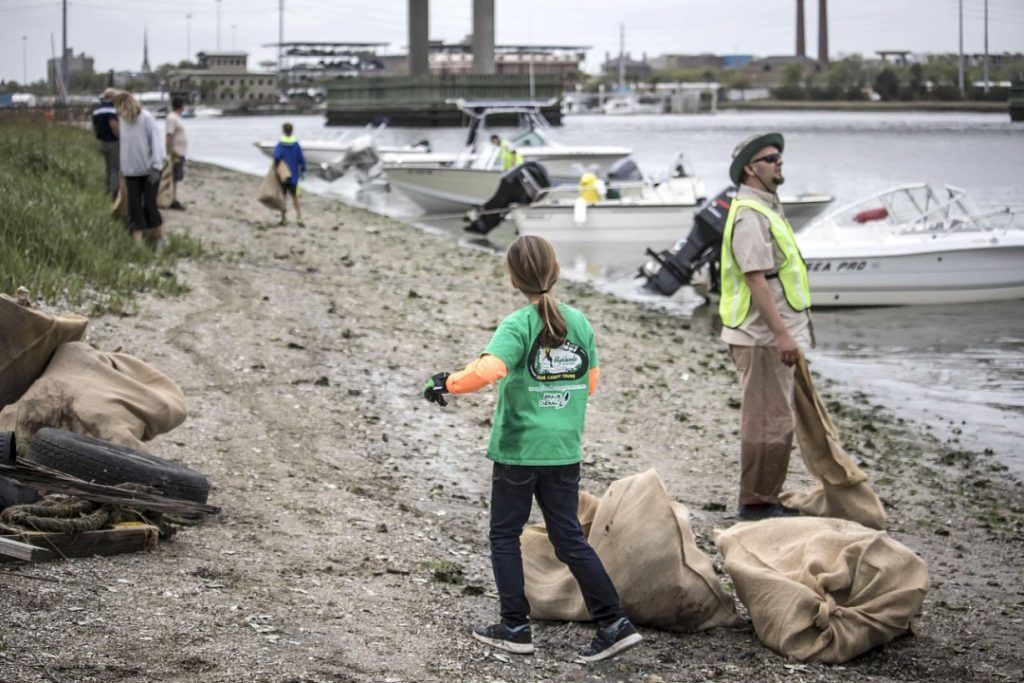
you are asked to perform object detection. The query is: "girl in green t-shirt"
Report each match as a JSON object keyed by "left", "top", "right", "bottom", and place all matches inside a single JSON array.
[{"left": 422, "top": 235, "right": 642, "bottom": 663}]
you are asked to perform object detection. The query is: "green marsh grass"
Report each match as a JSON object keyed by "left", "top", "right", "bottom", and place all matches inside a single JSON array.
[{"left": 0, "top": 121, "right": 203, "bottom": 314}]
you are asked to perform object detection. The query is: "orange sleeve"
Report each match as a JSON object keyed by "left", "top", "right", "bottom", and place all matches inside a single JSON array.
[
  {"left": 588, "top": 366, "right": 600, "bottom": 395},
  {"left": 445, "top": 354, "right": 508, "bottom": 394}
]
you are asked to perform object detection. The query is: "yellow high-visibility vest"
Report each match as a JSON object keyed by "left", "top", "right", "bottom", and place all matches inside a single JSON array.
[
  {"left": 499, "top": 140, "right": 524, "bottom": 170},
  {"left": 719, "top": 198, "right": 811, "bottom": 328}
]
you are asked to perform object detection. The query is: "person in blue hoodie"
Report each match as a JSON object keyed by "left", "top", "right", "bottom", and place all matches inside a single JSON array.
[{"left": 272, "top": 122, "right": 307, "bottom": 226}]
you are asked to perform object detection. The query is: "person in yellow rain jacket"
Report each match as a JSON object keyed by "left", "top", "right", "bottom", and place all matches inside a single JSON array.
[{"left": 490, "top": 134, "right": 524, "bottom": 170}]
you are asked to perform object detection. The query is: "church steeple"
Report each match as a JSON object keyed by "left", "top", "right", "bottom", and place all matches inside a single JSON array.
[{"left": 141, "top": 29, "right": 151, "bottom": 73}]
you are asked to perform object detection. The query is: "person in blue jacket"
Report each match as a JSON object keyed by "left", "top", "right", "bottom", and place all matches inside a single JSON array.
[{"left": 272, "top": 122, "right": 307, "bottom": 226}]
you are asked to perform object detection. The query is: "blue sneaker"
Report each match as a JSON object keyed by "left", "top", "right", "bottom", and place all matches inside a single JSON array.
[
  {"left": 576, "top": 617, "right": 642, "bottom": 663},
  {"left": 472, "top": 622, "right": 534, "bottom": 655}
]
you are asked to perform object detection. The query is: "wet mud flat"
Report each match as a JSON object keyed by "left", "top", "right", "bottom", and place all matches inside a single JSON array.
[{"left": 1, "top": 162, "right": 1021, "bottom": 683}]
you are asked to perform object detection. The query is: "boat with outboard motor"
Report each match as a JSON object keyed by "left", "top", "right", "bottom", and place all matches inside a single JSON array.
[
  {"left": 639, "top": 183, "right": 1024, "bottom": 307},
  {"left": 462, "top": 153, "right": 832, "bottom": 242},
  {"left": 383, "top": 99, "right": 633, "bottom": 214}
]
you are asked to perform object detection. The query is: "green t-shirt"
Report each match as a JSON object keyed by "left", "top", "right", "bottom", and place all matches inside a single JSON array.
[{"left": 483, "top": 303, "right": 599, "bottom": 466}]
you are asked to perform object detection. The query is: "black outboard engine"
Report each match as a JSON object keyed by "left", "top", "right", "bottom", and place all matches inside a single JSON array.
[
  {"left": 465, "top": 161, "right": 552, "bottom": 235},
  {"left": 640, "top": 186, "right": 737, "bottom": 296}
]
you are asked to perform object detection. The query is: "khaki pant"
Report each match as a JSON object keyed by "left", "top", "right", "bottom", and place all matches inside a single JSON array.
[
  {"left": 730, "top": 345, "right": 795, "bottom": 506},
  {"left": 98, "top": 139, "right": 119, "bottom": 199}
]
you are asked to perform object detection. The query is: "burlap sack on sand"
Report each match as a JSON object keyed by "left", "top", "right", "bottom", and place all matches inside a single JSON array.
[
  {"left": 523, "top": 469, "right": 739, "bottom": 631},
  {"left": 0, "top": 295, "right": 88, "bottom": 408},
  {"left": 156, "top": 157, "right": 174, "bottom": 209},
  {"left": 257, "top": 163, "right": 287, "bottom": 212},
  {"left": 780, "top": 354, "right": 886, "bottom": 529},
  {"left": 112, "top": 176, "right": 129, "bottom": 222},
  {"left": 715, "top": 517, "right": 928, "bottom": 663},
  {"left": 0, "top": 341, "right": 186, "bottom": 456}
]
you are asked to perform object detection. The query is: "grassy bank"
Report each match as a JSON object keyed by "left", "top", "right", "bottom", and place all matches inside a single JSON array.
[{"left": 0, "top": 120, "right": 201, "bottom": 314}]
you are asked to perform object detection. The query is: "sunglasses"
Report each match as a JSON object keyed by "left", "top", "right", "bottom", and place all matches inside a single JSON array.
[{"left": 751, "top": 153, "right": 782, "bottom": 165}]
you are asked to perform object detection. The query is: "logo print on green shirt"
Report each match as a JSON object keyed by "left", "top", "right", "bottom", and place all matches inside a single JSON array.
[
  {"left": 539, "top": 391, "right": 572, "bottom": 409},
  {"left": 528, "top": 339, "right": 588, "bottom": 382}
]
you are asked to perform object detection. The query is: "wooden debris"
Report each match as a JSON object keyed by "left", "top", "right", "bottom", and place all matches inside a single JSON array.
[{"left": 0, "top": 522, "right": 159, "bottom": 563}]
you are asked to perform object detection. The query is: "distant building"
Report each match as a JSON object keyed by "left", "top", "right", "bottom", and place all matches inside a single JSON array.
[
  {"left": 428, "top": 42, "right": 586, "bottom": 81},
  {"left": 649, "top": 54, "right": 724, "bottom": 71},
  {"left": 167, "top": 52, "right": 277, "bottom": 108},
  {"left": 722, "top": 54, "right": 754, "bottom": 69},
  {"left": 600, "top": 52, "right": 653, "bottom": 82},
  {"left": 47, "top": 48, "right": 94, "bottom": 89}
]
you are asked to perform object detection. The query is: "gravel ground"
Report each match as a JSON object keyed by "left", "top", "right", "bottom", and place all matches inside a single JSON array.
[{"left": 2, "top": 163, "right": 1022, "bottom": 683}]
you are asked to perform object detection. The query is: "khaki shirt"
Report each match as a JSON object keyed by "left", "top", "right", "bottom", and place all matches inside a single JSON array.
[
  {"left": 165, "top": 111, "right": 188, "bottom": 158},
  {"left": 720, "top": 184, "right": 814, "bottom": 348}
]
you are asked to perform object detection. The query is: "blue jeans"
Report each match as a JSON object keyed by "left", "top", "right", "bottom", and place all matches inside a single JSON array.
[{"left": 488, "top": 461, "right": 625, "bottom": 627}]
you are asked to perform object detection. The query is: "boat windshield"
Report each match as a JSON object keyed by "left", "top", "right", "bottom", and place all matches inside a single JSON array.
[
  {"left": 509, "top": 129, "right": 549, "bottom": 148},
  {"left": 810, "top": 184, "right": 1015, "bottom": 234}
]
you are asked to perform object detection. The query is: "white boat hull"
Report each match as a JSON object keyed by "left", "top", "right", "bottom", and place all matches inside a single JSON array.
[
  {"left": 802, "top": 238, "right": 1024, "bottom": 307},
  {"left": 512, "top": 196, "right": 833, "bottom": 246},
  {"left": 513, "top": 204, "right": 698, "bottom": 245},
  {"left": 385, "top": 167, "right": 501, "bottom": 214},
  {"left": 384, "top": 150, "right": 633, "bottom": 213}
]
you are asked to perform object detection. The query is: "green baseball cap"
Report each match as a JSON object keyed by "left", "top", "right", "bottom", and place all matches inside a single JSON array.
[{"left": 729, "top": 132, "right": 785, "bottom": 185}]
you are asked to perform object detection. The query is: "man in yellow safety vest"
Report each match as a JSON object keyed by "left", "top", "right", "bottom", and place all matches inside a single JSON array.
[
  {"left": 490, "top": 134, "right": 524, "bottom": 171},
  {"left": 719, "top": 132, "right": 813, "bottom": 521}
]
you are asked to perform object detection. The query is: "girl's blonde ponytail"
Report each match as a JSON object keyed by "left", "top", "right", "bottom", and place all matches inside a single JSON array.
[{"left": 506, "top": 236, "right": 567, "bottom": 347}]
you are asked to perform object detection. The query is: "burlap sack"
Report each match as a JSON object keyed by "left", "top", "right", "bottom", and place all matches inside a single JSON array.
[
  {"left": 257, "top": 163, "right": 286, "bottom": 212},
  {"left": 0, "top": 295, "right": 88, "bottom": 408},
  {"left": 715, "top": 517, "right": 929, "bottom": 663},
  {"left": 112, "top": 175, "right": 129, "bottom": 222},
  {"left": 0, "top": 341, "right": 186, "bottom": 456},
  {"left": 523, "top": 469, "right": 739, "bottom": 631},
  {"left": 780, "top": 355, "right": 886, "bottom": 529},
  {"left": 156, "top": 157, "right": 174, "bottom": 209}
]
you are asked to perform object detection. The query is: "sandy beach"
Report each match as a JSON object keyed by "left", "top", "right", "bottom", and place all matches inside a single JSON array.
[{"left": 2, "top": 162, "right": 1022, "bottom": 683}]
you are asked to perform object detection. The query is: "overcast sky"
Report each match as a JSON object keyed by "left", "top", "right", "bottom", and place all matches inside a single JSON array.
[{"left": 2, "top": 0, "right": 1022, "bottom": 84}]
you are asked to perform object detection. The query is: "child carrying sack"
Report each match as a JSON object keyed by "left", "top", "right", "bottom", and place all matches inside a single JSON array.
[
  {"left": 714, "top": 517, "right": 929, "bottom": 663},
  {"left": 522, "top": 469, "right": 739, "bottom": 632},
  {"left": 0, "top": 341, "right": 187, "bottom": 457},
  {"left": 780, "top": 354, "right": 887, "bottom": 529},
  {"left": 257, "top": 163, "right": 287, "bottom": 212}
]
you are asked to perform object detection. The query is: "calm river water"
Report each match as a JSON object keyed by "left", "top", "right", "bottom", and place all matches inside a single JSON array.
[{"left": 183, "top": 110, "right": 1024, "bottom": 476}]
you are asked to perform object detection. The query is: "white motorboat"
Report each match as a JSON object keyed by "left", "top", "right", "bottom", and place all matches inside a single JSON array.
[
  {"left": 384, "top": 99, "right": 633, "bottom": 214},
  {"left": 798, "top": 184, "right": 1024, "bottom": 306},
  {"left": 255, "top": 124, "right": 432, "bottom": 167},
  {"left": 511, "top": 174, "right": 833, "bottom": 246},
  {"left": 601, "top": 93, "right": 664, "bottom": 116}
]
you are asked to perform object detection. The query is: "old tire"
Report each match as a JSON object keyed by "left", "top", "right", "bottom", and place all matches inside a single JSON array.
[{"left": 26, "top": 428, "right": 210, "bottom": 504}]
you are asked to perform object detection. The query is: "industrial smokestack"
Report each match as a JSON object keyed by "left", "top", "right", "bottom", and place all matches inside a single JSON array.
[
  {"left": 818, "top": 0, "right": 829, "bottom": 64},
  {"left": 796, "top": 0, "right": 806, "bottom": 57}
]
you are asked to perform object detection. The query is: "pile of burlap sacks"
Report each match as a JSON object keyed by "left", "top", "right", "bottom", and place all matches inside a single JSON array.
[
  {"left": 521, "top": 360, "right": 929, "bottom": 664},
  {"left": 0, "top": 293, "right": 186, "bottom": 463}
]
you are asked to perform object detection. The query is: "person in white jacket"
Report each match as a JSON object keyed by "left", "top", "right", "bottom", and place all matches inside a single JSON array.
[{"left": 113, "top": 92, "right": 165, "bottom": 251}]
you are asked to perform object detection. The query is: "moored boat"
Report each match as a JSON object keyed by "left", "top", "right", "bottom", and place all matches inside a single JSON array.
[
  {"left": 799, "top": 184, "right": 1024, "bottom": 306},
  {"left": 511, "top": 178, "right": 832, "bottom": 245},
  {"left": 383, "top": 99, "right": 633, "bottom": 213}
]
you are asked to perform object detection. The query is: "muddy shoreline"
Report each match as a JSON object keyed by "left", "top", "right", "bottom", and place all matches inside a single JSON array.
[{"left": 2, "top": 162, "right": 1021, "bottom": 683}]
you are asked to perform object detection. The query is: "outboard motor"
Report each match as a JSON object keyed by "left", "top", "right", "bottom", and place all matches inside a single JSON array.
[
  {"left": 465, "top": 161, "right": 552, "bottom": 235},
  {"left": 639, "top": 186, "right": 737, "bottom": 296}
]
